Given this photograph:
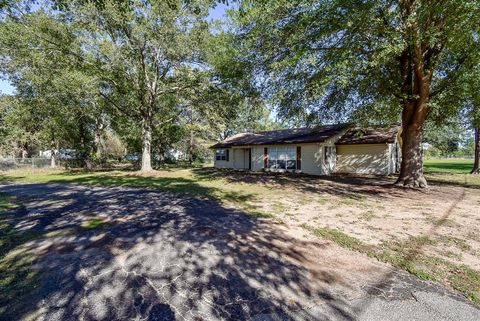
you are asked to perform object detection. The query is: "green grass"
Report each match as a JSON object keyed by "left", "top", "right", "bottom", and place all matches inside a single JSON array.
[
  {"left": 0, "top": 194, "right": 41, "bottom": 317},
  {"left": 82, "top": 218, "right": 107, "bottom": 229},
  {"left": 301, "top": 224, "right": 370, "bottom": 253},
  {"left": 423, "top": 158, "right": 480, "bottom": 189},
  {"left": 424, "top": 158, "right": 474, "bottom": 174},
  {"left": 301, "top": 224, "right": 480, "bottom": 306},
  {"left": 0, "top": 168, "right": 277, "bottom": 219}
]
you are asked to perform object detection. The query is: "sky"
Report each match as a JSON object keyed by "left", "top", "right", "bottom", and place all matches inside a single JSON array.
[
  {"left": 0, "top": 79, "right": 14, "bottom": 95},
  {"left": 0, "top": 3, "right": 231, "bottom": 96}
]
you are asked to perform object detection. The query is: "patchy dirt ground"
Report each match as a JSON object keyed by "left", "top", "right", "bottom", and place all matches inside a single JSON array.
[
  {"left": 245, "top": 174, "right": 480, "bottom": 272},
  {"left": 1, "top": 182, "right": 479, "bottom": 321}
]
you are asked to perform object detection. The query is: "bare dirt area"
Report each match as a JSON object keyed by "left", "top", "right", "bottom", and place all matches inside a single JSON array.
[{"left": 260, "top": 175, "right": 479, "bottom": 270}]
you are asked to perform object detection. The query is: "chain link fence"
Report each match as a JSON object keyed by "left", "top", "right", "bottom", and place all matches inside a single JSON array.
[{"left": 0, "top": 158, "right": 68, "bottom": 170}]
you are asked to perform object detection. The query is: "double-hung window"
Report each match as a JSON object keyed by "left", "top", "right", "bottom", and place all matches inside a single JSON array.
[
  {"left": 268, "top": 146, "right": 296, "bottom": 170},
  {"left": 215, "top": 149, "right": 227, "bottom": 161}
]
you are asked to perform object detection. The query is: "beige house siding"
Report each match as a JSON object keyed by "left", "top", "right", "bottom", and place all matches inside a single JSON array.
[
  {"left": 213, "top": 148, "right": 233, "bottom": 169},
  {"left": 300, "top": 144, "right": 324, "bottom": 175},
  {"left": 233, "top": 148, "right": 245, "bottom": 169},
  {"left": 335, "top": 144, "right": 389, "bottom": 175}
]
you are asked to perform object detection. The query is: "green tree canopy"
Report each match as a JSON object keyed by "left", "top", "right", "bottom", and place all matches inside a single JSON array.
[{"left": 231, "top": 0, "right": 480, "bottom": 187}]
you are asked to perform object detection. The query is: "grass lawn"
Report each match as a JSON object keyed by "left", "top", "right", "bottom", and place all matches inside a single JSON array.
[
  {"left": 424, "top": 158, "right": 474, "bottom": 174},
  {"left": 1, "top": 159, "right": 479, "bottom": 305}
]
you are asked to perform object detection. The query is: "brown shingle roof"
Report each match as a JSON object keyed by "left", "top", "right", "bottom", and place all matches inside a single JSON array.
[
  {"left": 336, "top": 125, "right": 400, "bottom": 145},
  {"left": 210, "top": 124, "right": 400, "bottom": 149},
  {"left": 210, "top": 123, "right": 351, "bottom": 149}
]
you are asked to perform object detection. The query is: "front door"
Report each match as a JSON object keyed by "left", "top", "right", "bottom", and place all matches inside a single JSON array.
[{"left": 243, "top": 148, "right": 251, "bottom": 170}]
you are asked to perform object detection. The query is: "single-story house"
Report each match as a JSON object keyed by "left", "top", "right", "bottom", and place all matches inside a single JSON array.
[{"left": 210, "top": 123, "right": 401, "bottom": 176}]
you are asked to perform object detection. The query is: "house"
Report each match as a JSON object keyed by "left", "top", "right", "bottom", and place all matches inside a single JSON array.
[{"left": 210, "top": 124, "right": 401, "bottom": 176}]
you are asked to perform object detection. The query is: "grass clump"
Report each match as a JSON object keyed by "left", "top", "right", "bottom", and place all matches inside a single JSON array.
[
  {"left": 82, "top": 218, "right": 107, "bottom": 229},
  {"left": 301, "top": 224, "right": 368, "bottom": 253}
]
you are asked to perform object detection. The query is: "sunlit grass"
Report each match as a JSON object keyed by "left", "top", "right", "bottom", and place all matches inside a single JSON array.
[
  {"left": 82, "top": 218, "right": 107, "bottom": 229},
  {"left": 424, "top": 158, "right": 474, "bottom": 174},
  {"left": 423, "top": 158, "right": 480, "bottom": 188}
]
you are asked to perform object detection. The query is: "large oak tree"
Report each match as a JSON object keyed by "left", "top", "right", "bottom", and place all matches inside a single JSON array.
[{"left": 232, "top": 0, "right": 480, "bottom": 187}]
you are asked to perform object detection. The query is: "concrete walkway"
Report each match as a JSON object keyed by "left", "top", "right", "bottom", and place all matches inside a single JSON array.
[{"left": 1, "top": 182, "right": 478, "bottom": 321}]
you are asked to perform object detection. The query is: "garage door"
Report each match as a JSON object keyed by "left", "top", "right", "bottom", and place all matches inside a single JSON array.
[{"left": 336, "top": 144, "right": 388, "bottom": 175}]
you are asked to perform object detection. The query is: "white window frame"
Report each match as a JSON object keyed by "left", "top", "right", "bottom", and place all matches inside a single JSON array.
[{"left": 215, "top": 149, "right": 226, "bottom": 161}]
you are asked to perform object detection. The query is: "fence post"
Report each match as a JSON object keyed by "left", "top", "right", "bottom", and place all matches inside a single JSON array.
[{"left": 32, "top": 158, "right": 35, "bottom": 169}]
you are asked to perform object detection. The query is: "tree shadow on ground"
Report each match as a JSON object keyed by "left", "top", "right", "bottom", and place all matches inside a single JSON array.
[
  {"left": 425, "top": 173, "right": 480, "bottom": 190},
  {"left": 0, "top": 183, "right": 359, "bottom": 321},
  {"left": 192, "top": 168, "right": 408, "bottom": 199}
]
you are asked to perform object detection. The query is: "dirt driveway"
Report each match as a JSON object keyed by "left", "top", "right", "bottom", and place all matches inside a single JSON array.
[{"left": 1, "top": 182, "right": 479, "bottom": 321}]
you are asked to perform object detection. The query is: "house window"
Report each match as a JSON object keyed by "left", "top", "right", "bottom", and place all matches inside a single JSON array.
[
  {"left": 268, "top": 146, "right": 296, "bottom": 170},
  {"left": 216, "top": 149, "right": 227, "bottom": 161}
]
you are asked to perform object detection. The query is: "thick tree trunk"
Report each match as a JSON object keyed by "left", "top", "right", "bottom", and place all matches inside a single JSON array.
[
  {"left": 472, "top": 128, "right": 480, "bottom": 174},
  {"left": 141, "top": 120, "right": 153, "bottom": 172},
  {"left": 395, "top": 101, "right": 429, "bottom": 188}
]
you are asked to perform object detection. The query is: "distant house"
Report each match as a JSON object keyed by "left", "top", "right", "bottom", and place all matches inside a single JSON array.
[
  {"left": 39, "top": 149, "right": 76, "bottom": 159},
  {"left": 210, "top": 124, "right": 401, "bottom": 176}
]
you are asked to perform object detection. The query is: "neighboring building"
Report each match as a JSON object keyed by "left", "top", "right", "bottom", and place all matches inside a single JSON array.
[
  {"left": 210, "top": 124, "right": 401, "bottom": 176},
  {"left": 39, "top": 149, "right": 76, "bottom": 159}
]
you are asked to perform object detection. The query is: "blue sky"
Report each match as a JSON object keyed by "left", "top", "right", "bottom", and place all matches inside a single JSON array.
[
  {"left": 0, "top": 79, "right": 14, "bottom": 95},
  {"left": 0, "top": 3, "right": 230, "bottom": 96}
]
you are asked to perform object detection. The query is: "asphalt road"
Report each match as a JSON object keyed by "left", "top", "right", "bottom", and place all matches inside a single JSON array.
[{"left": 1, "top": 182, "right": 479, "bottom": 321}]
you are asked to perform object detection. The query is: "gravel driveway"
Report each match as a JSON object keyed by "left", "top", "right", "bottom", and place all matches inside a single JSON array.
[{"left": 1, "top": 182, "right": 479, "bottom": 321}]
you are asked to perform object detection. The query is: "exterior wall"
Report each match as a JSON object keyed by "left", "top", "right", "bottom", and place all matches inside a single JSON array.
[
  {"left": 335, "top": 144, "right": 389, "bottom": 175},
  {"left": 213, "top": 148, "right": 233, "bottom": 169},
  {"left": 301, "top": 144, "right": 324, "bottom": 175},
  {"left": 252, "top": 146, "right": 264, "bottom": 171},
  {"left": 233, "top": 148, "right": 245, "bottom": 169},
  {"left": 215, "top": 144, "right": 329, "bottom": 176}
]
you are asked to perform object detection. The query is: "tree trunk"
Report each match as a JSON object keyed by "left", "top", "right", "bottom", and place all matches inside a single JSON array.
[
  {"left": 50, "top": 139, "right": 56, "bottom": 168},
  {"left": 188, "top": 131, "right": 194, "bottom": 165},
  {"left": 21, "top": 143, "right": 28, "bottom": 159},
  {"left": 395, "top": 101, "right": 429, "bottom": 188},
  {"left": 472, "top": 128, "right": 480, "bottom": 174},
  {"left": 141, "top": 119, "right": 153, "bottom": 172},
  {"left": 95, "top": 130, "right": 102, "bottom": 159}
]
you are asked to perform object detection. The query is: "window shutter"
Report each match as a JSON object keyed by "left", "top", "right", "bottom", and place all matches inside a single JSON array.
[
  {"left": 264, "top": 147, "right": 268, "bottom": 168},
  {"left": 296, "top": 146, "right": 301, "bottom": 170},
  {"left": 226, "top": 149, "right": 229, "bottom": 162}
]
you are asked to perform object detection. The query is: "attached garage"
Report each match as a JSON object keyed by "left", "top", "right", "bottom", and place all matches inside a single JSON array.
[
  {"left": 336, "top": 144, "right": 389, "bottom": 175},
  {"left": 335, "top": 127, "right": 401, "bottom": 175}
]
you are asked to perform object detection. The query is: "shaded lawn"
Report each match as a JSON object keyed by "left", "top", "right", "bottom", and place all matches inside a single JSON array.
[
  {"left": 0, "top": 194, "right": 42, "bottom": 316},
  {"left": 0, "top": 168, "right": 275, "bottom": 218}
]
